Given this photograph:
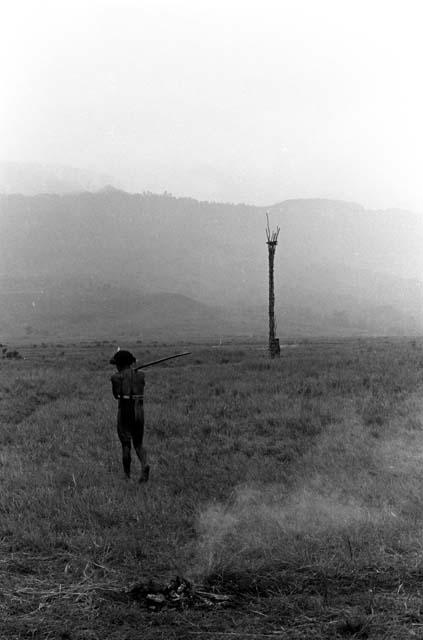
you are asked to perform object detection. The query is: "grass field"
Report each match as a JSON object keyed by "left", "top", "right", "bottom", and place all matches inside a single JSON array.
[{"left": 3, "top": 338, "right": 423, "bottom": 638}]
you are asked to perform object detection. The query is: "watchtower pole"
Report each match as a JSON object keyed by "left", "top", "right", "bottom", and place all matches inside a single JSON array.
[{"left": 266, "top": 213, "right": 280, "bottom": 358}]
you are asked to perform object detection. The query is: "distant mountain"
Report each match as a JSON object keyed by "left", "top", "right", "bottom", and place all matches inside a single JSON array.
[
  {"left": 0, "top": 162, "right": 117, "bottom": 195},
  {"left": 1, "top": 190, "right": 422, "bottom": 338},
  {"left": 0, "top": 278, "right": 243, "bottom": 340},
  {"left": 0, "top": 190, "right": 264, "bottom": 304}
]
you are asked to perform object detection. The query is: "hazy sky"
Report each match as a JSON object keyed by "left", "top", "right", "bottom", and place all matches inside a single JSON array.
[{"left": 2, "top": 0, "right": 423, "bottom": 209}]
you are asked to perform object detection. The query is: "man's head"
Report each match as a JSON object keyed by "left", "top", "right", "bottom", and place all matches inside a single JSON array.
[{"left": 110, "top": 350, "right": 136, "bottom": 370}]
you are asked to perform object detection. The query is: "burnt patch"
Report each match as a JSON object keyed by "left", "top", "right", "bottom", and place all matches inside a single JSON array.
[{"left": 129, "top": 576, "right": 233, "bottom": 610}]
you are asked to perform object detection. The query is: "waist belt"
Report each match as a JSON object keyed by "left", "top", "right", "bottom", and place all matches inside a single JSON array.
[{"left": 119, "top": 395, "right": 144, "bottom": 400}]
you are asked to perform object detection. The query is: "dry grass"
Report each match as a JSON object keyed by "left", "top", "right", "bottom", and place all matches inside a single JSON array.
[{"left": 2, "top": 337, "right": 423, "bottom": 638}]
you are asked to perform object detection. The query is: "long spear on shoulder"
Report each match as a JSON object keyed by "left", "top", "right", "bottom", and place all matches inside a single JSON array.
[{"left": 134, "top": 351, "right": 191, "bottom": 370}]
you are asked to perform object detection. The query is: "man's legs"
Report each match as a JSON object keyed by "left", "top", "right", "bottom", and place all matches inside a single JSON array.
[
  {"left": 133, "top": 401, "right": 149, "bottom": 482},
  {"left": 117, "top": 408, "right": 132, "bottom": 478},
  {"left": 121, "top": 441, "right": 131, "bottom": 478},
  {"left": 133, "top": 441, "right": 149, "bottom": 481}
]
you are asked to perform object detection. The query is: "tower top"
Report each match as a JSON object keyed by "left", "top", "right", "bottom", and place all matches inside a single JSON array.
[{"left": 266, "top": 212, "right": 280, "bottom": 245}]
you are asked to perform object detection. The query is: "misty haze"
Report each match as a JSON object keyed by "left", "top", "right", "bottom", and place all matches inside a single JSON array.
[
  {"left": 1, "top": 181, "right": 423, "bottom": 340},
  {"left": 2, "top": 1, "right": 423, "bottom": 638}
]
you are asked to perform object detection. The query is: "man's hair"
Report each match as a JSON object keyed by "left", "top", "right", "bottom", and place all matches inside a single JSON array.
[{"left": 109, "top": 350, "right": 136, "bottom": 367}]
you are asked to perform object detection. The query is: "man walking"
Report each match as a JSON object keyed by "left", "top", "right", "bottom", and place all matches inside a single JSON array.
[{"left": 110, "top": 350, "right": 150, "bottom": 482}]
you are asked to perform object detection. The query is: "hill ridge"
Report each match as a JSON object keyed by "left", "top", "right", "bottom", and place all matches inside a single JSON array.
[{"left": 1, "top": 191, "right": 422, "bottom": 338}]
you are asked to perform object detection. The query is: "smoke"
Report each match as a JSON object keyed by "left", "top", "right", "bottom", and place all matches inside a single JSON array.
[
  {"left": 193, "top": 397, "right": 423, "bottom": 580},
  {"left": 195, "top": 483, "right": 378, "bottom": 577}
]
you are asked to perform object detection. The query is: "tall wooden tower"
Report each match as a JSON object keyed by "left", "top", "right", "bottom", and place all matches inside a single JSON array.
[{"left": 266, "top": 213, "right": 280, "bottom": 358}]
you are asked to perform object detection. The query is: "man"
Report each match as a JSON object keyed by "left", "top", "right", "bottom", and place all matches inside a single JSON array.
[{"left": 110, "top": 349, "right": 150, "bottom": 482}]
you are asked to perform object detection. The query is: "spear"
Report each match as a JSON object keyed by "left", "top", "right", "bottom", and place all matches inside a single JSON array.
[{"left": 134, "top": 351, "right": 191, "bottom": 370}]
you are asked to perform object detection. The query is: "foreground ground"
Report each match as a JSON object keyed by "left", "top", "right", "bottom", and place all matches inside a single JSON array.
[{"left": 2, "top": 338, "right": 423, "bottom": 638}]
